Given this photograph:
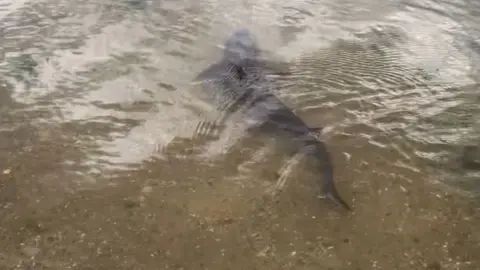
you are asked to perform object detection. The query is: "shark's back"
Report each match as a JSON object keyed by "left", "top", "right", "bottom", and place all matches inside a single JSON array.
[{"left": 193, "top": 30, "right": 281, "bottom": 127}]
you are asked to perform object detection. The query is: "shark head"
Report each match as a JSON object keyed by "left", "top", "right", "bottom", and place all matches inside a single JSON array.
[{"left": 223, "top": 28, "right": 259, "bottom": 66}]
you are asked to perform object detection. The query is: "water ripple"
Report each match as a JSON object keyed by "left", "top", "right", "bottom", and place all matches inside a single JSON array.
[{"left": 1, "top": 0, "right": 480, "bottom": 268}]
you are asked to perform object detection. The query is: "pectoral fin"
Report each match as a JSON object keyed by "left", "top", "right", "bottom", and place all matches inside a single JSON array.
[
  {"left": 194, "top": 62, "right": 224, "bottom": 82},
  {"left": 261, "top": 60, "right": 292, "bottom": 76}
]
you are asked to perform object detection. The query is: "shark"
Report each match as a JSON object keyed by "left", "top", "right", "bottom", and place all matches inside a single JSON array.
[{"left": 192, "top": 28, "right": 351, "bottom": 211}]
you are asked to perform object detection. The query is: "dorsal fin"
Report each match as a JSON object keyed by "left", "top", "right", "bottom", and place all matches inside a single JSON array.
[{"left": 228, "top": 63, "right": 247, "bottom": 80}]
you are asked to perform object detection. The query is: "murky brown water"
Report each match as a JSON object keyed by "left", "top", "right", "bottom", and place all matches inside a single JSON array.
[{"left": 1, "top": 0, "right": 480, "bottom": 269}]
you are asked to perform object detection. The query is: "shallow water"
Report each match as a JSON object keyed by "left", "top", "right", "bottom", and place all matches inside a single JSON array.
[{"left": 1, "top": 0, "right": 480, "bottom": 269}]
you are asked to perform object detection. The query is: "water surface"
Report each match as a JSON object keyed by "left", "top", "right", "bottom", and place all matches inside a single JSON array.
[{"left": 1, "top": 0, "right": 480, "bottom": 269}]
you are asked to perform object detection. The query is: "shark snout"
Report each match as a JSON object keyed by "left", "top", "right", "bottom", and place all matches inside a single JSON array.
[{"left": 223, "top": 28, "right": 258, "bottom": 65}]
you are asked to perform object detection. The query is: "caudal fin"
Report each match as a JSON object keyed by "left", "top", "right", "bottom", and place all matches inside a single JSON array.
[
  {"left": 323, "top": 187, "right": 351, "bottom": 211},
  {"left": 310, "top": 141, "right": 352, "bottom": 211}
]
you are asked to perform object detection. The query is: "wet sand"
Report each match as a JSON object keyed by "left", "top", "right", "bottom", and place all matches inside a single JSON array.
[{"left": 1, "top": 110, "right": 480, "bottom": 269}]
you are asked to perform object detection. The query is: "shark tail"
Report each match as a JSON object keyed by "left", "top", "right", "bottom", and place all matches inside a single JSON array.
[
  {"left": 310, "top": 141, "right": 351, "bottom": 211},
  {"left": 322, "top": 182, "right": 351, "bottom": 211}
]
